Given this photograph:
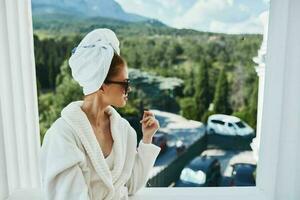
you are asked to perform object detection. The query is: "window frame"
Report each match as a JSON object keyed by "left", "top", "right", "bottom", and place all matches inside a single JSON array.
[{"left": 1, "top": 0, "right": 299, "bottom": 199}]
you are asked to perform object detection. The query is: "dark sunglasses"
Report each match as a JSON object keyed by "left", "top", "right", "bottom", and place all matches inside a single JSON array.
[{"left": 104, "top": 79, "right": 131, "bottom": 94}]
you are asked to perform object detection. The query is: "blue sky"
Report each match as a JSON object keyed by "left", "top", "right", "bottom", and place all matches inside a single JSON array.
[{"left": 115, "top": 0, "right": 270, "bottom": 34}]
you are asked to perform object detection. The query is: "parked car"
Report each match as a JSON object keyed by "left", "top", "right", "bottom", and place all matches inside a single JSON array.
[
  {"left": 175, "top": 140, "right": 186, "bottom": 155},
  {"left": 175, "top": 155, "right": 221, "bottom": 187},
  {"left": 230, "top": 163, "right": 256, "bottom": 186},
  {"left": 207, "top": 114, "right": 254, "bottom": 137},
  {"left": 152, "top": 131, "right": 167, "bottom": 154}
]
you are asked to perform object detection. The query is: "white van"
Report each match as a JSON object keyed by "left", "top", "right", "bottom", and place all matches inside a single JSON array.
[{"left": 206, "top": 114, "right": 254, "bottom": 136}]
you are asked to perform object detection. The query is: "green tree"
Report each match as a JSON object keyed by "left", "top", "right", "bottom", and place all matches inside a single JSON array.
[
  {"left": 179, "top": 97, "right": 197, "bottom": 120},
  {"left": 213, "top": 69, "right": 231, "bottom": 114},
  {"left": 55, "top": 60, "right": 83, "bottom": 109},
  {"left": 39, "top": 60, "right": 83, "bottom": 143},
  {"left": 183, "top": 69, "right": 196, "bottom": 97},
  {"left": 194, "top": 61, "right": 210, "bottom": 121},
  {"left": 248, "top": 79, "right": 258, "bottom": 129},
  {"left": 232, "top": 80, "right": 258, "bottom": 131}
]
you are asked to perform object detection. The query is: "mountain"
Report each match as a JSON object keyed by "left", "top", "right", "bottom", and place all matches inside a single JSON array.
[{"left": 31, "top": 0, "right": 148, "bottom": 22}]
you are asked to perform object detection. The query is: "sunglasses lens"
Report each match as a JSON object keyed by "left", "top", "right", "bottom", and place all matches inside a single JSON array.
[{"left": 125, "top": 83, "right": 129, "bottom": 94}]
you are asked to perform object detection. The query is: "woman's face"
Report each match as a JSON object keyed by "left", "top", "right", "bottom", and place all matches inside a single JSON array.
[{"left": 103, "top": 65, "right": 131, "bottom": 108}]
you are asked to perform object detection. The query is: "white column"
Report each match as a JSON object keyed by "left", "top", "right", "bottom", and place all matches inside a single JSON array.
[
  {"left": 0, "top": 0, "right": 42, "bottom": 199},
  {"left": 251, "top": 11, "right": 268, "bottom": 162},
  {"left": 251, "top": 65, "right": 265, "bottom": 162},
  {"left": 258, "top": 0, "right": 300, "bottom": 199},
  {"left": 272, "top": 0, "right": 300, "bottom": 199}
]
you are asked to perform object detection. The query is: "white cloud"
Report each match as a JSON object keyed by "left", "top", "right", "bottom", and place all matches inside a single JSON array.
[
  {"left": 115, "top": 0, "right": 269, "bottom": 34},
  {"left": 209, "top": 15, "right": 263, "bottom": 34},
  {"left": 171, "top": 0, "right": 231, "bottom": 29},
  {"left": 115, "top": 0, "right": 146, "bottom": 15},
  {"left": 171, "top": 0, "right": 268, "bottom": 33},
  {"left": 239, "top": 4, "right": 250, "bottom": 12}
]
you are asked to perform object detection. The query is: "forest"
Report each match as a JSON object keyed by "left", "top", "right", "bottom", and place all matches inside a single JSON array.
[{"left": 33, "top": 15, "right": 262, "bottom": 142}]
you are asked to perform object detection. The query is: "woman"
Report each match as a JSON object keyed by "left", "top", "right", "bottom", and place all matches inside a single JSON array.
[{"left": 40, "top": 29, "right": 161, "bottom": 200}]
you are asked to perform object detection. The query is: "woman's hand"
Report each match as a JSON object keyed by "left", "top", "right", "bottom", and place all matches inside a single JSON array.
[{"left": 139, "top": 110, "right": 160, "bottom": 144}]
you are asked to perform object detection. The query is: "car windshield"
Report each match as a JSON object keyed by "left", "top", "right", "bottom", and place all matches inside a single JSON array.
[
  {"left": 235, "top": 121, "right": 246, "bottom": 128},
  {"left": 180, "top": 168, "right": 206, "bottom": 185}
]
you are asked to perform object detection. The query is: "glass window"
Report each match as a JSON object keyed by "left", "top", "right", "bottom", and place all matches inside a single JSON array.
[
  {"left": 235, "top": 121, "right": 246, "bottom": 128},
  {"left": 211, "top": 120, "right": 225, "bottom": 125}
]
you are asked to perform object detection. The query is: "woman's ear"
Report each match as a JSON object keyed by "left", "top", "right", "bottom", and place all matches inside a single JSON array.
[
  {"left": 99, "top": 86, "right": 104, "bottom": 93},
  {"left": 99, "top": 84, "right": 107, "bottom": 94}
]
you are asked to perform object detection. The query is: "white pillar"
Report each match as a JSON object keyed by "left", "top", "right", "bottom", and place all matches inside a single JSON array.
[
  {"left": 258, "top": 0, "right": 300, "bottom": 199},
  {"left": 0, "top": 0, "right": 42, "bottom": 199},
  {"left": 251, "top": 11, "right": 269, "bottom": 162},
  {"left": 271, "top": 0, "right": 300, "bottom": 198},
  {"left": 251, "top": 65, "right": 265, "bottom": 162}
]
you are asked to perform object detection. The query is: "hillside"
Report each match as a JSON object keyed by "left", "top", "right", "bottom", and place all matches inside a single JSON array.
[{"left": 32, "top": 0, "right": 148, "bottom": 22}]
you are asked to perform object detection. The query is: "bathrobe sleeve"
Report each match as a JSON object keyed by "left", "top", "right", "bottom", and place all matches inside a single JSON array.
[
  {"left": 126, "top": 138, "right": 161, "bottom": 195},
  {"left": 40, "top": 123, "right": 90, "bottom": 200}
]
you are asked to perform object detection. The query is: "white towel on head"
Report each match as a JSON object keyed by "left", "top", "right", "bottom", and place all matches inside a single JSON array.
[{"left": 69, "top": 28, "right": 120, "bottom": 95}]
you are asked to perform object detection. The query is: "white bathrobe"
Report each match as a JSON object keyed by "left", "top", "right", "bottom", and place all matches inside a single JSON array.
[{"left": 40, "top": 101, "right": 161, "bottom": 200}]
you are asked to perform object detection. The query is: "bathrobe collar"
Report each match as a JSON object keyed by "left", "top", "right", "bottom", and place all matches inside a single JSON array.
[{"left": 61, "top": 101, "right": 126, "bottom": 194}]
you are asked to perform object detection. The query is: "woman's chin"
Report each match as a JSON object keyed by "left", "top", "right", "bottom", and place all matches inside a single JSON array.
[
  {"left": 122, "top": 101, "right": 127, "bottom": 107},
  {"left": 122, "top": 97, "right": 128, "bottom": 105},
  {"left": 114, "top": 101, "right": 127, "bottom": 108}
]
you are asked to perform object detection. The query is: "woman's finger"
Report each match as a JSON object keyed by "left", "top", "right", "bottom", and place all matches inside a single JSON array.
[
  {"left": 140, "top": 116, "right": 154, "bottom": 123},
  {"left": 148, "top": 119, "right": 159, "bottom": 128},
  {"left": 140, "top": 116, "right": 149, "bottom": 123},
  {"left": 146, "top": 118, "right": 154, "bottom": 127},
  {"left": 150, "top": 119, "right": 157, "bottom": 127},
  {"left": 144, "top": 110, "right": 155, "bottom": 117}
]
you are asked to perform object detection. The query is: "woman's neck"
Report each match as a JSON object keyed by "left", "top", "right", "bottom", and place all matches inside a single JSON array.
[{"left": 81, "top": 94, "right": 110, "bottom": 129}]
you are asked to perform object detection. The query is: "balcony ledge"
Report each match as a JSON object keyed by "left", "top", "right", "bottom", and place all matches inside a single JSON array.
[{"left": 129, "top": 187, "right": 267, "bottom": 200}]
